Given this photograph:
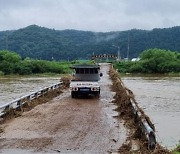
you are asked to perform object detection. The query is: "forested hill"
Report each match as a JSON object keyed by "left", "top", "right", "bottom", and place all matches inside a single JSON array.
[{"left": 0, "top": 25, "right": 180, "bottom": 60}]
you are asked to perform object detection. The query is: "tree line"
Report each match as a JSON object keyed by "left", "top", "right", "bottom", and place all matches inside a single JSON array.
[
  {"left": 1, "top": 49, "right": 179, "bottom": 75},
  {"left": 114, "top": 49, "right": 180, "bottom": 73},
  {"left": 0, "top": 50, "right": 71, "bottom": 75}
]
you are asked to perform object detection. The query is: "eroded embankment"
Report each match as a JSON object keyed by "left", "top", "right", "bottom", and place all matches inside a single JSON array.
[{"left": 109, "top": 66, "right": 171, "bottom": 154}]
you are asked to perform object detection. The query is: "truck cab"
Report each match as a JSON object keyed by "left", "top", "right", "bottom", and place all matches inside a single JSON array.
[{"left": 70, "top": 64, "right": 102, "bottom": 98}]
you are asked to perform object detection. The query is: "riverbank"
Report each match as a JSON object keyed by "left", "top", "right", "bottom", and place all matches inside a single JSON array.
[
  {"left": 119, "top": 72, "right": 180, "bottom": 78},
  {"left": 0, "top": 73, "right": 64, "bottom": 78}
]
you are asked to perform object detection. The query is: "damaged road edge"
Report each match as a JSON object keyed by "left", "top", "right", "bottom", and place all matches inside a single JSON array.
[{"left": 109, "top": 64, "right": 171, "bottom": 154}]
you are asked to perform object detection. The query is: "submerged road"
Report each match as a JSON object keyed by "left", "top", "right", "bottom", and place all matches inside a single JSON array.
[{"left": 0, "top": 63, "right": 127, "bottom": 153}]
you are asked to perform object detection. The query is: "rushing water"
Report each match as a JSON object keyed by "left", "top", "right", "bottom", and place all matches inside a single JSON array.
[
  {"left": 0, "top": 75, "right": 179, "bottom": 149},
  {"left": 122, "top": 75, "right": 180, "bottom": 149},
  {"left": 0, "top": 77, "right": 60, "bottom": 106}
]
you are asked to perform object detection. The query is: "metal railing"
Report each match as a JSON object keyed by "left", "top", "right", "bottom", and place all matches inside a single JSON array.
[
  {"left": 126, "top": 90, "right": 156, "bottom": 150},
  {"left": 0, "top": 82, "right": 62, "bottom": 117},
  {"left": 113, "top": 65, "right": 156, "bottom": 150}
]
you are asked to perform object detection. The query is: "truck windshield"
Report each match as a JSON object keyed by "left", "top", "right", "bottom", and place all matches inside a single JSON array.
[
  {"left": 74, "top": 68, "right": 100, "bottom": 81},
  {"left": 76, "top": 68, "right": 98, "bottom": 74}
]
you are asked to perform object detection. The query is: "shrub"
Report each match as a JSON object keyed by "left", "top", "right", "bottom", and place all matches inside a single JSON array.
[{"left": 0, "top": 71, "right": 4, "bottom": 75}]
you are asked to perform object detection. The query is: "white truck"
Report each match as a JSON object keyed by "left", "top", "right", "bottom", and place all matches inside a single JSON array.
[{"left": 70, "top": 64, "right": 102, "bottom": 98}]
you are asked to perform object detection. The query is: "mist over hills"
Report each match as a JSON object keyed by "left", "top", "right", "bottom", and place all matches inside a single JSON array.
[{"left": 0, "top": 25, "right": 180, "bottom": 60}]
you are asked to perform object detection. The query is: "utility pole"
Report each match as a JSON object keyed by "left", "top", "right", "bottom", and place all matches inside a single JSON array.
[
  {"left": 5, "top": 32, "right": 9, "bottom": 50},
  {"left": 117, "top": 46, "right": 120, "bottom": 60},
  {"left": 113, "top": 45, "right": 121, "bottom": 61},
  {"left": 127, "top": 32, "right": 130, "bottom": 60}
]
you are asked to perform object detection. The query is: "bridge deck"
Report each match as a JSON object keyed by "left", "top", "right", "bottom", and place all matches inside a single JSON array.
[{"left": 0, "top": 64, "right": 127, "bottom": 153}]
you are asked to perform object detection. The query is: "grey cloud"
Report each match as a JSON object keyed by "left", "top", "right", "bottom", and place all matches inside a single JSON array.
[
  {"left": 0, "top": 0, "right": 180, "bottom": 31},
  {"left": 123, "top": 0, "right": 180, "bottom": 15}
]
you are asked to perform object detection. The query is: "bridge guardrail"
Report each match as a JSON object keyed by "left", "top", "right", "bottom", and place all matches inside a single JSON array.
[
  {"left": 0, "top": 82, "right": 62, "bottom": 117},
  {"left": 113, "top": 65, "right": 156, "bottom": 150},
  {"left": 127, "top": 91, "right": 156, "bottom": 150}
]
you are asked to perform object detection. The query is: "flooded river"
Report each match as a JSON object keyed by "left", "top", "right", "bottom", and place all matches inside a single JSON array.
[
  {"left": 0, "top": 77, "right": 60, "bottom": 106},
  {"left": 122, "top": 75, "right": 180, "bottom": 149},
  {"left": 0, "top": 75, "right": 179, "bottom": 150}
]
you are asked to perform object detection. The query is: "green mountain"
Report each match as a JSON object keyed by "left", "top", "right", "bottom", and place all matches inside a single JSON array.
[{"left": 0, "top": 25, "right": 180, "bottom": 60}]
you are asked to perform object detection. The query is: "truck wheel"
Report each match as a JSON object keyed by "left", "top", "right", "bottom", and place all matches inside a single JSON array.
[
  {"left": 71, "top": 92, "right": 76, "bottom": 98},
  {"left": 96, "top": 91, "right": 100, "bottom": 98}
]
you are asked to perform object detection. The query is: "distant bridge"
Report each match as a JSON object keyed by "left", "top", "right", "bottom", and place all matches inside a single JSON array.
[{"left": 91, "top": 54, "right": 118, "bottom": 60}]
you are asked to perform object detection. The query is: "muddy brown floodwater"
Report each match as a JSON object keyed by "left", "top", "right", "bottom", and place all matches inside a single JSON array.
[
  {"left": 0, "top": 77, "right": 60, "bottom": 106},
  {"left": 122, "top": 76, "right": 180, "bottom": 150},
  {"left": 0, "top": 64, "right": 127, "bottom": 153}
]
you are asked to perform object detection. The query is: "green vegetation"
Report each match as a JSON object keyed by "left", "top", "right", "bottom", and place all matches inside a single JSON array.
[
  {"left": 0, "top": 25, "right": 180, "bottom": 60},
  {"left": 1, "top": 49, "right": 179, "bottom": 75},
  {"left": 0, "top": 50, "right": 71, "bottom": 75},
  {"left": 114, "top": 49, "right": 180, "bottom": 74},
  {"left": 0, "top": 71, "right": 4, "bottom": 75},
  {"left": 172, "top": 144, "right": 180, "bottom": 154}
]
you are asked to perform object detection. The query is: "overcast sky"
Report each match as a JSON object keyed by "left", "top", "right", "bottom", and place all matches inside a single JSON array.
[{"left": 0, "top": 0, "right": 180, "bottom": 32}]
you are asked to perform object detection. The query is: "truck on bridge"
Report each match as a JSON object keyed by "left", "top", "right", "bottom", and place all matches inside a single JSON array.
[{"left": 70, "top": 64, "right": 102, "bottom": 98}]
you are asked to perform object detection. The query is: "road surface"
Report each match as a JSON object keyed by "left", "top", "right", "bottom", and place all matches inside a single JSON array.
[{"left": 0, "top": 63, "right": 127, "bottom": 153}]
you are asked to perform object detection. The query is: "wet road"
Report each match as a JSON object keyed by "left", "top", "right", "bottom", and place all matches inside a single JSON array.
[
  {"left": 122, "top": 76, "right": 180, "bottom": 149},
  {"left": 0, "top": 64, "right": 127, "bottom": 153}
]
